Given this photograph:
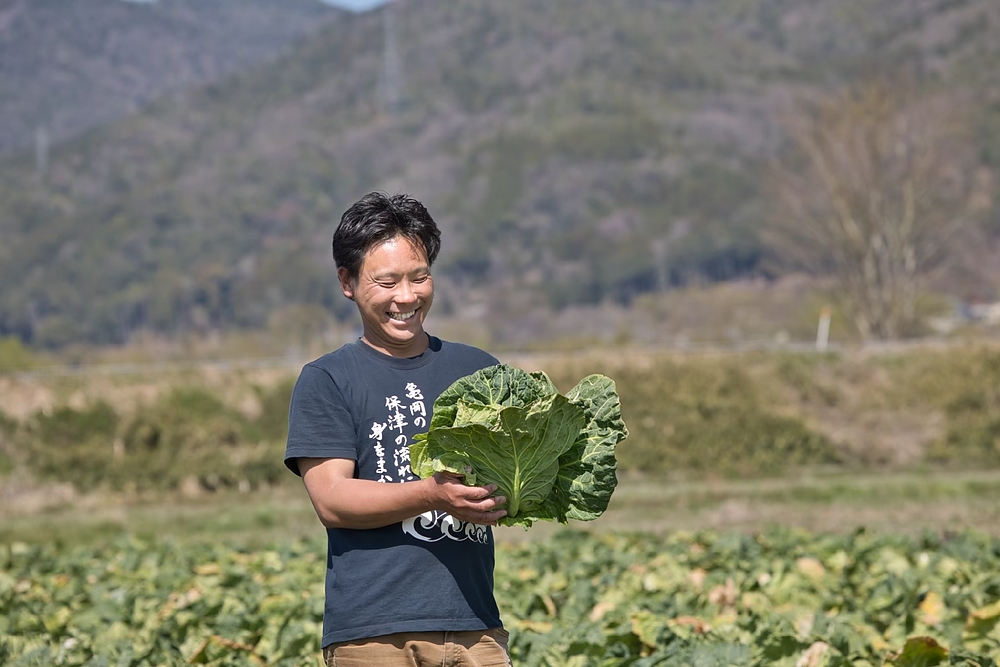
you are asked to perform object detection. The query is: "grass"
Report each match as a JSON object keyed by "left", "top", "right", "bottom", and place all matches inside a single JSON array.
[
  {"left": 3, "top": 468, "right": 999, "bottom": 548},
  {"left": 0, "top": 486, "right": 321, "bottom": 548}
]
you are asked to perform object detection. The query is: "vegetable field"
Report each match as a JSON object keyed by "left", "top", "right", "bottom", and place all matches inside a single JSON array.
[{"left": 3, "top": 528, "right": 1000, "bottom": 666}]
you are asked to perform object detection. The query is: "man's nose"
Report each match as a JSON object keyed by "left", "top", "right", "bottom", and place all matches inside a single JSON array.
[{"left": 395, "top": 280, "right": 417, "bottom": 302}]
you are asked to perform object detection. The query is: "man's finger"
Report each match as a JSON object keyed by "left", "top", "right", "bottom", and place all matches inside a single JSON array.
[
  {"left": 463, "top": 508, "right": 507, "bottom": 525},
  {"left": 471, "top": 492, "right": 505, "bottom": 507}
]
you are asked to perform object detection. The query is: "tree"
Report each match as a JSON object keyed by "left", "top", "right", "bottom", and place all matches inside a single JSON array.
[{"left": 766, "top": 80, "right": 975, "bottom": 340}]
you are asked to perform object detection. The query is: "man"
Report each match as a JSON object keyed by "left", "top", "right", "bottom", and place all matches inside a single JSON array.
[{"left": 284, "top": 192, "right": 512, "bottom": 667}]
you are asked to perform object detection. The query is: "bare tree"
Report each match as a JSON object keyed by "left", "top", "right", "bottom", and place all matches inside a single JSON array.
[{"left": 766, "top": 80, "right": 974, "bottom": 340}]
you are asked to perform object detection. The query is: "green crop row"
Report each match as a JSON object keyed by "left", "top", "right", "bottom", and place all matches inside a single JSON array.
[
  {"left": 546, "top": 357, "right": 841, "bottom": 477},
  {"left": 2, "top": 528, "right": 998, "bottom": 666},
  {"left": 541, "top": 345, "right": 1000, "bottom": 475},
  {"left": 1, "top": 381, "right": 295, "bottom": 494}
]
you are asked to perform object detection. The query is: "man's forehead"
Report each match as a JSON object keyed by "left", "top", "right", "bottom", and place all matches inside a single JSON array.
[
  {"left": 362, "top": 236, "right": 429, "bottom": 263},
  {"left": 359, "top": 245, "right": 429, "bottom": 278}
]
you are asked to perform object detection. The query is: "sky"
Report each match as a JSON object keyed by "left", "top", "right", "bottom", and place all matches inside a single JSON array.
[
  {"left": 122, "top": 0, "right": 391, "bottom": 11},
  {"left": 321, "top": 0, "right": 390, "bottom": 11}
]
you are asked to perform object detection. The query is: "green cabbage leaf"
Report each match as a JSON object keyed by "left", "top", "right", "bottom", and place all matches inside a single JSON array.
[{"left": 410, "top": 364, "right": 629, "bottom": 528}]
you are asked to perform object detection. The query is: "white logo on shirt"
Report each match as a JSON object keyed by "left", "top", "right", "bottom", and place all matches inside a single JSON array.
[{"left": 402, "top": 510, "right": 490, "bottom": 544}]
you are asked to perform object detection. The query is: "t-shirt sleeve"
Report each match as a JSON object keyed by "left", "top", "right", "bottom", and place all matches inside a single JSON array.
[{"left": 284, "top": 363, "right": 358, "bottom": 476}]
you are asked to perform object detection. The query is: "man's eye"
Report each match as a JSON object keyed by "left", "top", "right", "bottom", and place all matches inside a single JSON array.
[
  {"left": 413, "top": 275, "right": 429, "bottom": 283},
  {"left": 377, "top": 281, "right": 396, "bottom": 288}
]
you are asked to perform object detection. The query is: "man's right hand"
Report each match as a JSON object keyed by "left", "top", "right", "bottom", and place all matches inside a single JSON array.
[
  {"left": 428, "top": 472, "right": 507, "bottom": 525},
  {"left": 298, "top": 457, "right": 507, "bottom": 529}
]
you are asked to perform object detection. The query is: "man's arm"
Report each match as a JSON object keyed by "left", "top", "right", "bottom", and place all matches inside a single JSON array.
[{"left": 298, "top": 457, "right": 507, "bottom": 529}]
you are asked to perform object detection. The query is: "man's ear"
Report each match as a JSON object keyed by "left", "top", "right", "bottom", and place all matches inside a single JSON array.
[{"left": 337, "top": 267, "right": 355, "bottom": 301}]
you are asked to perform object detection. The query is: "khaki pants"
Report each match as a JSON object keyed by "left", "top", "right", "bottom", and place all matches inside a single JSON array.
[{"left": 323, "top": 628, "right": 512, "bottom": 667}]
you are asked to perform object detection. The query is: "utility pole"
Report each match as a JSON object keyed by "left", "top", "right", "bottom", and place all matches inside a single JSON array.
[
  {"left": 35, "top": 125, "right": 49, "bottom": 181},
  {"left": 652, "top": 238, "right": 668, "bottom": 293},
  {"left": 816, "top": 307, "right": 831, "bottom": 352},
  {"left": 382, "top": 1, "right": 402, "bottom": 116}
]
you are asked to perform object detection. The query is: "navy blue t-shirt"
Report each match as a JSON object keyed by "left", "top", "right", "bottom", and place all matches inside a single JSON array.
[{"left": 284, "top": 336, "right": 503, "bottom": 647}]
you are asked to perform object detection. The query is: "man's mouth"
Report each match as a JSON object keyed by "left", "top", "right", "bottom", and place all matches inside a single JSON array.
[{"left": 388, "top": 310, "right": 416, "bottom": 321}]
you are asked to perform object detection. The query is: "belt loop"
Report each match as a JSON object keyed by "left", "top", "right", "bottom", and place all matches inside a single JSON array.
[{"left": 440, "top": 631, "right": 451, "bottom": 667}]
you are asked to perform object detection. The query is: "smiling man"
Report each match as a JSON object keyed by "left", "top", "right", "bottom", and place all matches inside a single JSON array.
[{"left": 284, "top": 192, "right": 512, "bottom": 667}]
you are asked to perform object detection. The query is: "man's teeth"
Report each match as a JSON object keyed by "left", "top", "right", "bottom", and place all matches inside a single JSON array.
[{"left": 388, "top": 311, "right": 416, "bottom": 321}]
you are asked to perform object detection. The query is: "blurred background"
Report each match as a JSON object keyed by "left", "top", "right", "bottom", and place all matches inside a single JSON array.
[{"left": 1, "top": 0, "right": 1000, "bottom": 543}]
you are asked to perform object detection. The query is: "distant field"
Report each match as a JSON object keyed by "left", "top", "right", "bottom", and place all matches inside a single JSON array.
[
  {"left": 2, "top": 341, "right": 1000, "bottom": 544},
  {"left": 3, "top": 469, "right": 1000, "bottom": 548}
]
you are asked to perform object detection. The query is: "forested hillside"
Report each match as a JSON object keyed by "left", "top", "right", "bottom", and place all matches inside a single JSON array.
[
  {"left": 1, "top": 0, "right": 999, "bottom": 347},
  {"left": 0, "top": 0, "right": 340, "bottom": 151}
]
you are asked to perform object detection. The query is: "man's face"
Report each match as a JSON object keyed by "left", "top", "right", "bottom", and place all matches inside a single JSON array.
[{"left": 338, "top": 235, "right": 434, "bottom": 358}]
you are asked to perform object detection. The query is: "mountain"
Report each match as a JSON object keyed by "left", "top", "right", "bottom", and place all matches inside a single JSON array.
[
  {"left": 1, "top": 0, "right": 998, "bottom": 348},
  {"left": 0, "top": 0, "right": 340, "bottom": 152}
]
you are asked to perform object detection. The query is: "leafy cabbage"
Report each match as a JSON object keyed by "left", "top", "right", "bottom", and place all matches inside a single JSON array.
[{"left": 410, "top": 364, "right": 628, "bottom": 528}]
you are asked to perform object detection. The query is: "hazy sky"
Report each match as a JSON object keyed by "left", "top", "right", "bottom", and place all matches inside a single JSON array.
[
  {"left": 322, "top": 0, "right": 390, "bottom": 11},
  {"left": 122, "top": 0, "right": 391, "bottom": 12}
]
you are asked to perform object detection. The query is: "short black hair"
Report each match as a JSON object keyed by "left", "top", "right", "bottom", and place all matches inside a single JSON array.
[{"left": 332, "top": 192, "right": 442, "bottom": 281}]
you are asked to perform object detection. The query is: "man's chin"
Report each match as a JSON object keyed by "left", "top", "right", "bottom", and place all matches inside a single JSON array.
[{"left": 378, "top": 326, "right": 429, "bottom": 353}]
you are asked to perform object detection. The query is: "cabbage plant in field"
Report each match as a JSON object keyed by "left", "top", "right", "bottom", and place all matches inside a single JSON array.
[
  {"left": 3, "top": 530, "right": 1000, "bottom": 665},
  {"left": 410, "top": 364, "right": 628, "bottom": 527}
]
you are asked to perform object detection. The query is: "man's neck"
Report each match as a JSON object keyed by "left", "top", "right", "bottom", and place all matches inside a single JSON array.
[{"left": 359, "top": 332, "right": 430, "bottom": 359}]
